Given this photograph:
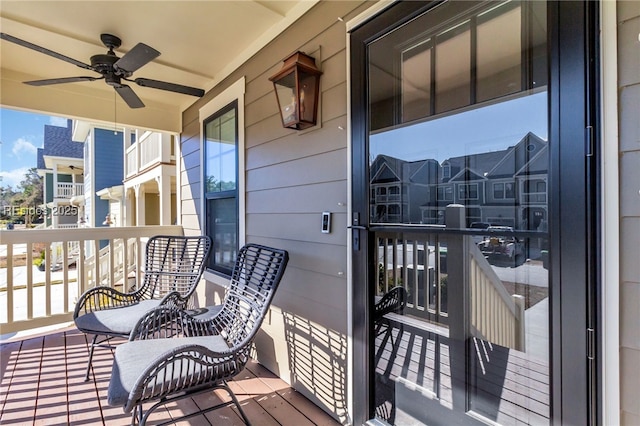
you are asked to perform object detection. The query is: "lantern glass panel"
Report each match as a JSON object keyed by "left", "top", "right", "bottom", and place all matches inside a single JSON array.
[
  {"left": 299, "top": 72, "right": 318, "bottom": 124},
  {"left": 274, "top": 71, "right": 298, "bottom": 126}
]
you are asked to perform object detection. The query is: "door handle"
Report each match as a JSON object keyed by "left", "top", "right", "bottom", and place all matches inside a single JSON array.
[{"left": 348, "top": 225, "right": 367, "bottom": 250}]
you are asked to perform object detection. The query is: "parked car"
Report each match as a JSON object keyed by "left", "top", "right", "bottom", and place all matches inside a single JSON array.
[
  {"left": 477, "top": 226, "right": 523, "bottom": 260},
  {"left": 470, "top": 221, "right": 491, "bottom": 244}
]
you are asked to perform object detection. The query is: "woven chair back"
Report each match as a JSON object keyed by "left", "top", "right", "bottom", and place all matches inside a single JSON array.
[
  {"left": 212, "top": 244, "right": 289, "bottom": 348},
  {"left": 139, "top": 235, "right": 211, "bottom": 301}
]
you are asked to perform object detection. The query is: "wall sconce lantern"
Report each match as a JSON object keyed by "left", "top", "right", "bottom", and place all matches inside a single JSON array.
[{"left": 269, "top": 51, "right": 322, "bottom": 130}]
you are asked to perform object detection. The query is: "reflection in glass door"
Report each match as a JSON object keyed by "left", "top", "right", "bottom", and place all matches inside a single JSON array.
[{"left": 366, "top": 1, "right": 550, "bottom": 424}]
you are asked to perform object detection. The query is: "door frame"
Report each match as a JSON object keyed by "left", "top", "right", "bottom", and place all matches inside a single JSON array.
[{"left": 348, "top": 1, "right": 601, "bottom": 424}]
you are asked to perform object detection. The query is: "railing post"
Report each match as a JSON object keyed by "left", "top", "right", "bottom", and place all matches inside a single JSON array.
[
  {"left": 513, "top": 294, "right": 526, "bottom": 351},
  {"left": 444, "top": 203, "right": 468, "bottom": 413}
]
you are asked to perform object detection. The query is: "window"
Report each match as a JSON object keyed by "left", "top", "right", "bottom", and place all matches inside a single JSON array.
[
  {"left": 523, "top": 178, "right": 546, "bottom": 203},
  {"left": 199, "top": 78, "right": 245, "bottom": 279},
  {"left": 493, "top": 182, "right": 515, "bottom": 199},
  {"left": 437, "top": 186, "right": 453, "bottom": 201},
  {"left": 494, "top": 182, "right": 505, "bottom": 199},
  {"left": 442, "top": 163, "right": 451, "bottom": 179},
  {"left": 204, "top": 101, "right": 238, "bottom": 275},
  {"left": 458, "top": 183, "right": 478, "bottom": 200}
]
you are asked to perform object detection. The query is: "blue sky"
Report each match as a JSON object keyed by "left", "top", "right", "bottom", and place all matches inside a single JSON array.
[
  {"left": 0, "top": 108, "right": 68, "bottom": 189},
  {"left": 370, "top": 91, "right": 548, "bottom": 163}
]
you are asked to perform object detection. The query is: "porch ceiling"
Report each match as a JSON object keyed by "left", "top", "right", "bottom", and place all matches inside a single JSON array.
[{"left": 0, "top": 1, "right": 316, "bottom": 132}]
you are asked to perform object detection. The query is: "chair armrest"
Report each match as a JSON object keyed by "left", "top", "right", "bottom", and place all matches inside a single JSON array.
[
  {"left": 129, "top": 305, "right": 221, "bottom": 341},
  {"left": 74, "top": 285, "right": 142, "bottom": 319},
  {"left": 158, "top": 290, "right": 190, "bottom": 309}
]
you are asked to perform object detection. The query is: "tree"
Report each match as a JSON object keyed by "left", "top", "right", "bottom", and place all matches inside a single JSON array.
[
  {"left": 7, "top": 168, "right": 43, "bottom": 225},
  {"left": 0, "top": 186, "right": 17, "bottom": 220}
]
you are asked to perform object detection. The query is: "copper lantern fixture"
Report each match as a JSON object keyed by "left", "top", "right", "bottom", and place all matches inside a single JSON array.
[{"left": 269, "top": 51, "right": 322, "bottom": 130}]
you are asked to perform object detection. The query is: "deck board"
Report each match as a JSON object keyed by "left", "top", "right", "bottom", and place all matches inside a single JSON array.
[{"left": 0, "top": 328, "right": 341, "bottom": 426}]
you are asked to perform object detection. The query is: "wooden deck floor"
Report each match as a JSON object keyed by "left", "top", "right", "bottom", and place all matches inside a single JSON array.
[
  {"left": 374, "top": 319, "right": 549, "bottom": 425},
  {"left": 0, "top": 328, "right": 340, "bottom": 426}
]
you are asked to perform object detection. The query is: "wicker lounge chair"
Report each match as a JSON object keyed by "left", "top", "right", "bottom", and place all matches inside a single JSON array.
[
  {"left": 107, "top": 243, "right": 289, "bottom": 426},
  {"left": 74, "top": 234, "right": 211, "bottom": 381},
  {"left": 374, "top": 286, "right": 407, "bottom": 344}
]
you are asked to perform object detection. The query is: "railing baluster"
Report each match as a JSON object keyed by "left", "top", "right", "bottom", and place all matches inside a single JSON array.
[
  {"left": 123, "top": 238, "right": 129, "bottom": 289},
  {"left": 63, "top": 242, "right": 69, "bottom": 313},
  {"left": 45, "top": 243, "right": 51, "bottom": 317},
  {"left": 26, "top": 242, "right": 33, "bottom": 319},
  {"left": 6, "top": 244, "right": 14, "bottom": 324},
  {"left": 109, "top": 239, "right": 116, "bottom": 289},
  {"left": 93, "top": 240, "right": 100, "bottom": 287},
  {"left": 78, "top": 240, "right": 86, "bottom": 295}
]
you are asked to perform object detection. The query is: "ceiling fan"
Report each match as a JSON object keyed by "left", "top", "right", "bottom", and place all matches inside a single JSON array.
[{"left": 0, "top": 32, "right": 205, "bottom": 108}]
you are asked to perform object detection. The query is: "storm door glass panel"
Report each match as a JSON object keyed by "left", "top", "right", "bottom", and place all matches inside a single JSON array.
[
  {"left": 368, "top": 1, "right": 549, "bottom": 424},
  {"left": 204, "top": 102, "right": 238, "bottom": 274}
]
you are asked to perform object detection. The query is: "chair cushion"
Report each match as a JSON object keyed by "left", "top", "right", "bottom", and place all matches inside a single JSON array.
[
  {"left": 74, "top": 300, "right": 161, "bottom": 335},
  {"left": 107, "top": 335, "right": 230, "bottom": 407}
]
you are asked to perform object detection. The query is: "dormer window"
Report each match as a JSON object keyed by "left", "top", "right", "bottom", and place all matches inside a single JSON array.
[{"left": 442, "top": 163, "right": 451, "bottom": 179}]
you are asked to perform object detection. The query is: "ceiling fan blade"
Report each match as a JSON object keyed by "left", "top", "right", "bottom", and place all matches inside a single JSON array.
[
  {"left": 114, "top": 43, "right": 160, "bottom": 74},
  {"left": 24, "top": 76, "right": 102, "bottom": 86},
  {"left": 1, "top": 32, "right": 94, "bottom": 71},
  {"left": 115, "top": 84, "right": 145, "bottom": 108},
  {"left": 134, "top": 77, "right": 204, "bottom": 97}
]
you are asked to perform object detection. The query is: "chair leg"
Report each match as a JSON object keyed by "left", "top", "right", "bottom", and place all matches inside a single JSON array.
[
  {"left": 137, "top": 381, "right": 252, "bottom": 426},
  {"left": 220, "top": 380, "right": 251, "bottom": 426},
  {"left": 84, "top": 334, "right": 99, "bottom": 382}
]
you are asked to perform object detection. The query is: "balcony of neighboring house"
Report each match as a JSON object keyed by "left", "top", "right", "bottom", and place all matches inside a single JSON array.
[
  {"left": 38, "top": 158, "right": 85, "bottom": 230},
  {"left": 123, "top": 130, "right": 177, "bottom": 227},
  {"left": 0, "top": 225, "right": 340, "bottom": 426},
  {"left": 125, "top": 130, "right": 175, "bottom": 178},
  {"left": 55, "top": 181, "right": 84, "bottom": 200}
]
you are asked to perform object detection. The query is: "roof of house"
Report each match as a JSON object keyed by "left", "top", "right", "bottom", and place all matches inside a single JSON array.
[
  {"left": 370, "top": 131, "right": 548, "bottom": 185},
  {"left": 37, "top": 119, "right": 83, "bottom": 170}
]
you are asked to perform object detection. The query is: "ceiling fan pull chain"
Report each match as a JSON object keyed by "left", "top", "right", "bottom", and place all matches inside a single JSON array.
[{"left": 114, "top": 89, "right": 118, "bottom": 135}]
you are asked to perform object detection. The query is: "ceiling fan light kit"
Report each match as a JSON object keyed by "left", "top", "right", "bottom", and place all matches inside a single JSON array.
[{"left": 0, "top": 32, "right": 205, "bottom": 109}]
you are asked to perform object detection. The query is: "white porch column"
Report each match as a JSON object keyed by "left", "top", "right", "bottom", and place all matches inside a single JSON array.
[
  {"left": 156, "top": 175, "right": 172, "bottom": 226},
  {"left": 134, "top": 184, "right": 145, "bottom": 226},
  {"left": 53, "top": 164, "right": 59, "bottom": 199}
]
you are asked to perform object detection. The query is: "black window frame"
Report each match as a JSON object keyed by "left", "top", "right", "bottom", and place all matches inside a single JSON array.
[{"left": 203, "top": 100, "right": 239, "bottom": 276}]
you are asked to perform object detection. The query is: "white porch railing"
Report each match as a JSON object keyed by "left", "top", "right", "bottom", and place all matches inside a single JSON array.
[
  {"left": 56, "top": 182, "right": 84, "bottom": 199},
  {"left": 375, "top": 230, "right": 525, "bottom": 351},
  {"left": 84, "top": 237, "right": 137, "bottom": 289},
  {"left": 57, "top": 224, "right": 78, "bottom": 229},
  {"left": 125, "top": 131, "right": 172, "bottom": 177},
  {"left": 126, "top": 143, "right": 137, "bottom": 178},
  {"left": 0, "top": 225, "right": 183, "bottom": 334},
  {"left": 468, "top": 238, "right": 525, "bottom": 351},
  {"left": 139, "top": 132, "right": 162, "bottom": 169}
]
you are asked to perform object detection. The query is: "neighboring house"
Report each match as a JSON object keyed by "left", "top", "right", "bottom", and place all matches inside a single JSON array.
[
  {"left": 71, "top": 122, "right": 124, "bottom": 228},
  {"left": 370, "top": 132, "right": 548, "bottom": 229},
  {"left": 121, "top": 128, "right": 176, "bottom": 227},
  {"left": 71, "top": 122, "right": 175, "bottom": 228},
  {"left": 36, "top": 119, "right": 83, "bottom": 229}
]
